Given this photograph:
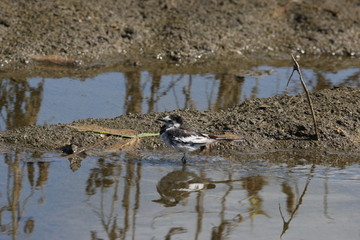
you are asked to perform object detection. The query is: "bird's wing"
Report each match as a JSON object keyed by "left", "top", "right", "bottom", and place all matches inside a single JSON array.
[{"left": 168, "top": 129, "right": 215, "bottom": 144}]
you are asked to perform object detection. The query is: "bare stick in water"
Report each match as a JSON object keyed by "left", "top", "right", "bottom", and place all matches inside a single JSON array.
[{"left": 286, "top": 55, "right": 319, "bottom": 140}]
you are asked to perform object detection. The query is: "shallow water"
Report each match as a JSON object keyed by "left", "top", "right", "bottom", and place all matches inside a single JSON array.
[
  {"left": 0, "top": 151, "right": 359, "bottom": 240},
  {"left": 0, "top": 56, "right": 360, "bottom": 239},
  {"left": 0, "top": 56, "right": 359, "bottom": 130}
]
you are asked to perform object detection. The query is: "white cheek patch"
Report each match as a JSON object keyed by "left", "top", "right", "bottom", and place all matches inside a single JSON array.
[
  {"left": 162, "top": 116, "right": 172, "bottom": 121},
  {"left": 173, "top": 122, "right": 181, "bottom": 128}
]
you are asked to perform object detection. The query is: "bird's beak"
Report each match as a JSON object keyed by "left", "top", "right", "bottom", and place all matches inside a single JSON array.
[
  {"left": 157, "top": 117, "right": 166, "bottom": 122},
  {"left": 157, "top": 116, "right": 171, "bottom": 122}
]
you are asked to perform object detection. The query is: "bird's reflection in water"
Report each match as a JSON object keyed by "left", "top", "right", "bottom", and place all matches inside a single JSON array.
[{"left": 153, "top": 169, "right": 216, "bottom": 207}]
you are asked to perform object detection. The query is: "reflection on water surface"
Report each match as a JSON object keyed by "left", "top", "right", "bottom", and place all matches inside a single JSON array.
[
  {"left": 0, "top": 56, "right": 360, "bottom": 239},
  {"left": 0, "top": 151, "right": 359, "bottom": 240},
  {"left": 0, "top": 56, "right": 359, "bottom": 130}
]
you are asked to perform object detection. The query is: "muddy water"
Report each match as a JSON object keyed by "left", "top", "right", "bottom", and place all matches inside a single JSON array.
[{"left": 0, "top": 151, "right": 359, "bottom": 240}]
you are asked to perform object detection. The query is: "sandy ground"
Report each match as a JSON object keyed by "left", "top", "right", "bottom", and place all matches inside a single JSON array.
[{"left": 0, "top": 0, "right": 359, "bottom": 157}]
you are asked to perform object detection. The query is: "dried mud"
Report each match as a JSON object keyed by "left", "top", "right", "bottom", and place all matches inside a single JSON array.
[{"left": 0, "top": 0, "right": 359, "bottom": 69}]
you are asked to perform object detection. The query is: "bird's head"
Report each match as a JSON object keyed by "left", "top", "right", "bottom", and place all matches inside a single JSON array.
[{"left": 157, "top": 114, "right": 183, "bottom": 128}]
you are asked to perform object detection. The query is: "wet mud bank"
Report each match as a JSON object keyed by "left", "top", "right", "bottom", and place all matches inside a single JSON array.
[
  {"left": 1, "top": 0, "right": 360, "bottom": 69},
  {"left": 1, "top": 87, "right": 359, "bottom": 161}
]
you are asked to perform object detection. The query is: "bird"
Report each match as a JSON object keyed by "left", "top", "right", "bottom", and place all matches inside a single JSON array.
[{"left": 157, "top": 114, "right": 239, "bottom": 164}]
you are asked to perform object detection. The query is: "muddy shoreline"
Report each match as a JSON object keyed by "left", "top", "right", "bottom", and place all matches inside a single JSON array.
[
  {"left": 1, "top": 87, "right": 359, "bottom": 159},
  {"left": 1, "top": 0, "right": 359, "bottom": 70},
  {"left": 0, "top": 1, "right": 359, "bottom": 159}
]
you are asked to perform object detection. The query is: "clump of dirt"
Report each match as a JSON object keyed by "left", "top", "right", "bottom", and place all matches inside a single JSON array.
[
  {"left": 1, "top": 87, "right": 359, "bottom": 157},
  {"left": 0, "top": 0, "right": 359, "bottom": 69}
]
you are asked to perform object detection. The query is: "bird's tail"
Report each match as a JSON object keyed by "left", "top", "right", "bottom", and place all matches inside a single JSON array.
[{"left": 209, "top": 134, "right": 243, "bottom": 142}]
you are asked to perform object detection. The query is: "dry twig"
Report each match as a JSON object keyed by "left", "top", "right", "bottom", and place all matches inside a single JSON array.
[{"left": 286, "top": 55, "right": 320, "bottom": 140}]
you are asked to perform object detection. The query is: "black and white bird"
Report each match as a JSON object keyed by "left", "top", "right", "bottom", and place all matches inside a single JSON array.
[{"left": 158, "top": 114, "right": 238, "bottom": 164}]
